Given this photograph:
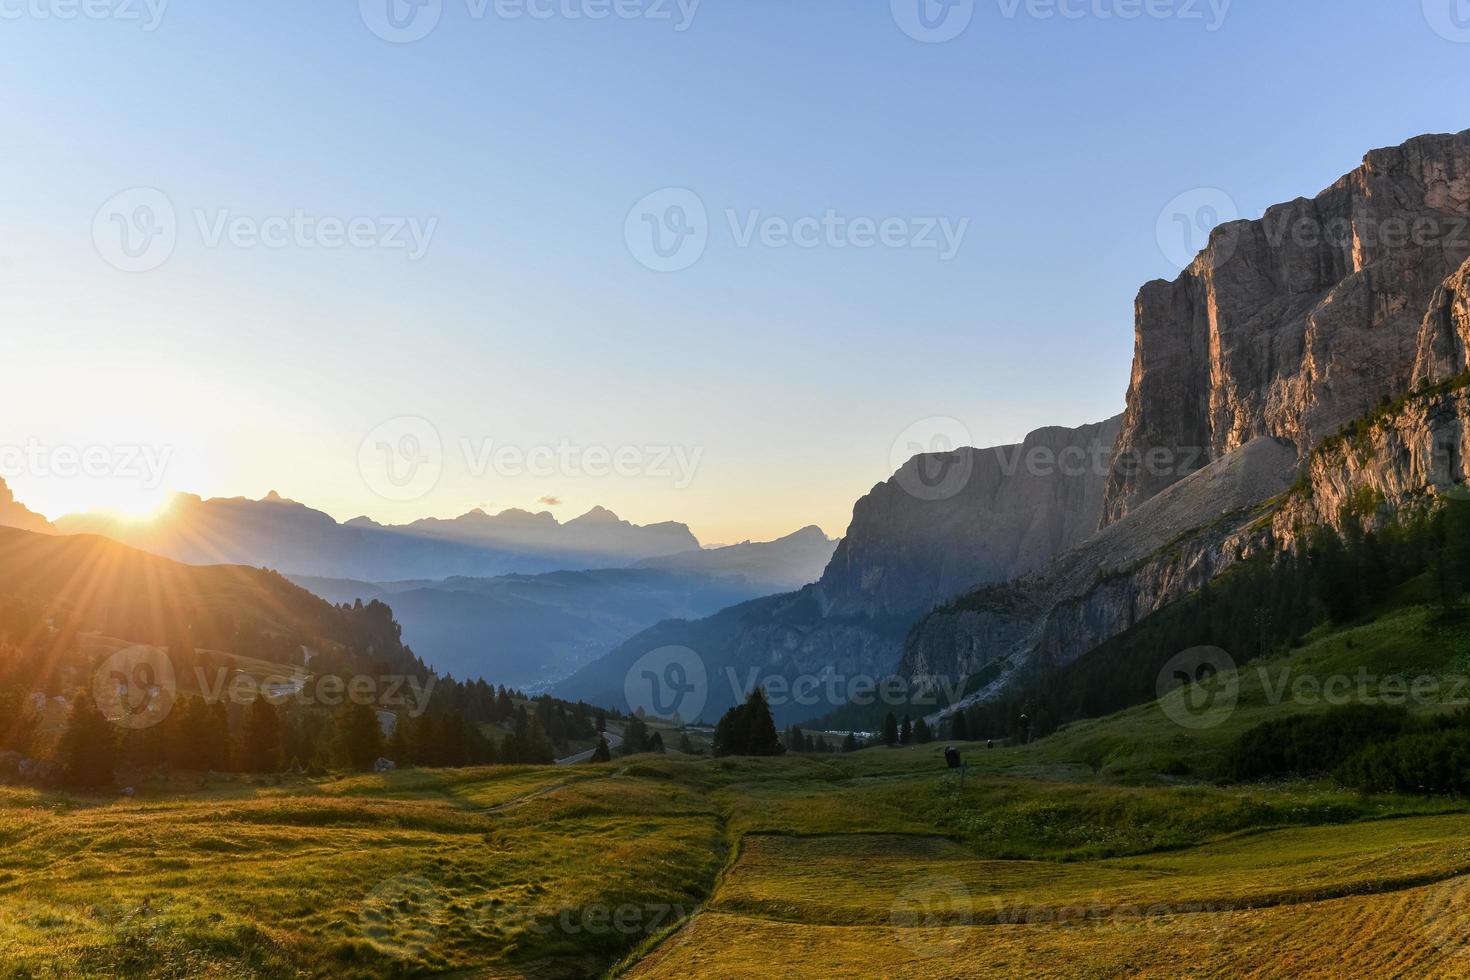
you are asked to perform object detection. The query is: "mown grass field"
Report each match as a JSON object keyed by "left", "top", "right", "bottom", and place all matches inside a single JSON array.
[{"left": 10, "top": 600, "right": 1470, "bottom": 977}]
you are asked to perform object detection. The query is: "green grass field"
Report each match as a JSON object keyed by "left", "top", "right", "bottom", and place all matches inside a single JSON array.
[{"left": 10, "top": 599, "right": 1470, "bottom": 976}]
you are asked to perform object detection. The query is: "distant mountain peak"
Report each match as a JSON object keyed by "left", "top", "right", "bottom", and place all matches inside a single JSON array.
[
  {"left": 263, "top": 490, "right": 284, "bottom": 502},
  {"left": 570, "top": 505, "right": 622, "bottom": 524}
]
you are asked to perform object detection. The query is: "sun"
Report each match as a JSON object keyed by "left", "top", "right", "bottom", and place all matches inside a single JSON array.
[
  {"left": 100, "top": 488, "right": 178, "bottom": 523},
  {"left": 8, "top": 480, "right": 178, "bottom": 525}
]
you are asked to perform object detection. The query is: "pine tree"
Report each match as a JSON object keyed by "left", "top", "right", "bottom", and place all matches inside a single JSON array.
[
  {"left": 914, "top": 718, "right": 934, "bottom": 744},
  {"left": 590, "top": 736, "right": 612, "bottom": 763},
  {"left": 841, "top": 732, "right": 859, "bottom": 753},
  {"left": 899, "top": 716, "right": 913, "bottom": 746},
  {"left": 203, "top": 699, "right": 231, "bottom": 772},
  {"left": 337, "top": 702, "right": 382, "bottom": 771},
  {"left": 743, "top": 688, "right": 783, "bottom": 756},
  {"left": 882, "top": 712, "right": 899, "bottom": 747},
  {"left": 386, "top": 713, "right": 409, "bottom": 766},
  {"left": 712, "top": 688, "right": 784, "bottom": 757},
  {"left": 59, "top": 694, "right": 116, "bottom": 789},
  {"left": 950, "top": 711, "right": 970, "bottom": 741},
  {"left": 243, "top": 698, "right": 283, "bottom": 773}
]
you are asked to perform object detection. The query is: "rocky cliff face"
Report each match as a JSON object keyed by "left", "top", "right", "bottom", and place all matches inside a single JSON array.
[
  {"left": 1275, "top": 254, "right": 1470, "bottom": 535},
  {"left": 1104, "top": 129, "right": 1470, "bottom": 525},
  {"left": 818, "top": 417, "right": 1121, "bottom": 616},
  {"left": 902, "top": 130, "right": 1470, "bottom": 708},
  {"left": 902, "top": 438, "right": 1294, "bottom": 699}
]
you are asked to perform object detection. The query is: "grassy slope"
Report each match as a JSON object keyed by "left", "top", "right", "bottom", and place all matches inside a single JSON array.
[{"left": 9, "top": 597, "right": 1470, "bottom": 976}]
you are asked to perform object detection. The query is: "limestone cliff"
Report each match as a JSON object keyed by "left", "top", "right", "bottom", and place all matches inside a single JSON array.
[
  {"left": 1104, "top": 129, "right": 1470, "bottom": 525},
  {"left": 817, "top": 416, "right": 1121, "bottom": 616}
]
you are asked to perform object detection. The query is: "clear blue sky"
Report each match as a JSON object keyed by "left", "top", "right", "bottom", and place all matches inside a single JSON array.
[{"left": 2, "top": 1, "right": 1466, "bottom": 543}]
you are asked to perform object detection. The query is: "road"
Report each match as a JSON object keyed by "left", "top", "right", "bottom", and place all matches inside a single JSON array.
[{"left": 554, "top": 731, "right": 623, "bottom": 765}]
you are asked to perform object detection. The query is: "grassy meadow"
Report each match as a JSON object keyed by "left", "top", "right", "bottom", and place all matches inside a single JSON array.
[{"left": 9, "top": 600, "right": 1470, "bottom": 976}]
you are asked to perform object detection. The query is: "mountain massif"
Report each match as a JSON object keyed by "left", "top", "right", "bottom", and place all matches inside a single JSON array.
[
  {"left": 56, "top": 494, "right": 701, "bottom": 581},
  {"left": 902, "top": 128, "right": 1470, "bottom": 712}
]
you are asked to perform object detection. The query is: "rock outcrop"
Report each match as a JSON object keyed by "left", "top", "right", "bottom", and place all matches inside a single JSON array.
[
  {"left": 1275, "top": 254, "right": 1470, "bottom": 535},
  {"left": 902, "top": 438, "right": 1295, "bottom": 705},
  {"left": 1104, "top": 129, "right": 1470, "bottom": 525},
  {"left": 819, "top": 416, "right": 1121, "bottom": 616}
]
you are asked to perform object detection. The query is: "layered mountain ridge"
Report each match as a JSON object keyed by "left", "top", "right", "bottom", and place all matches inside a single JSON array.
[{"left": 56, "top": 494, "right": 700, "bottom": 581}]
